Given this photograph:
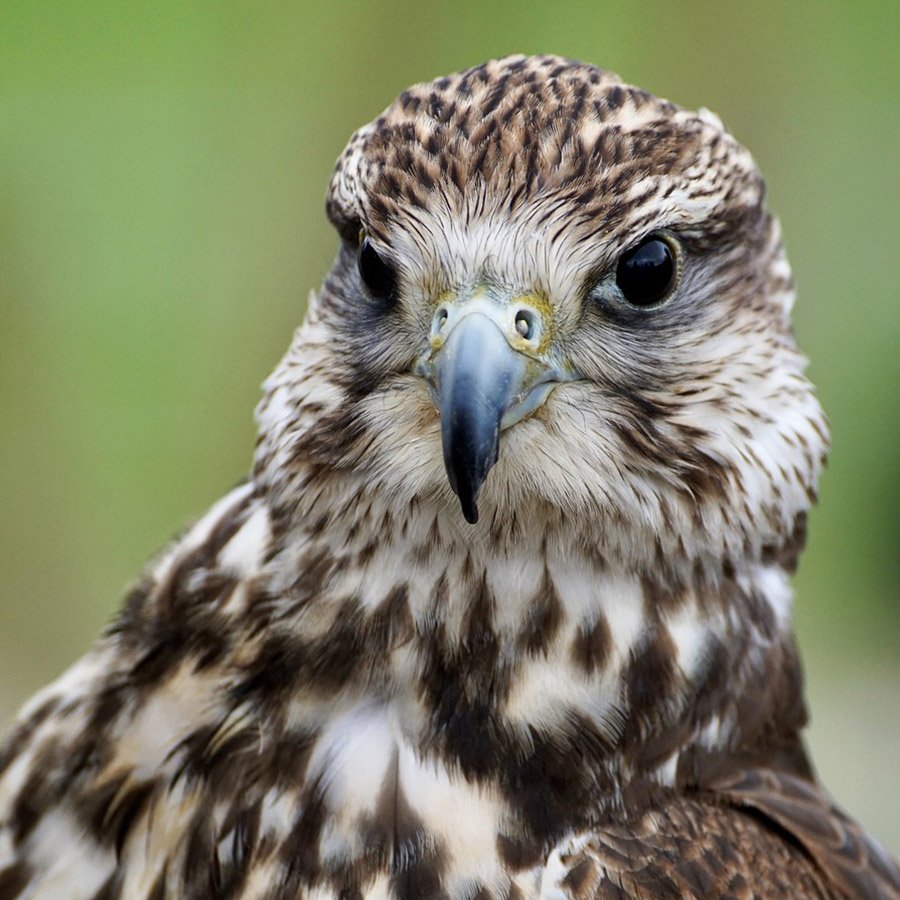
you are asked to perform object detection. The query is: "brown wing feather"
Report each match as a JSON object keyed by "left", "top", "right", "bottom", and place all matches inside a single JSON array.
[
  {"left": 556, "top": 794, "right": 835, "bottom": 899},
  {"left": 554, "top": 769, "right": 900, "bottom": 899},
  {"left": 712, "top": 768, "right": 900, "bottom": 900}
]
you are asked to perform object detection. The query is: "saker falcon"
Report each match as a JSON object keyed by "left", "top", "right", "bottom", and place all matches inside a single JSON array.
[{"left": 1, "top": 54, "right": 898, "bottom": 900}]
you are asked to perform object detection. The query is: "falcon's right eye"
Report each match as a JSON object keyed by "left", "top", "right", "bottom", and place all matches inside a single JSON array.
[{"left": 358, "top": 236, "right": 397, "bottom": 301}]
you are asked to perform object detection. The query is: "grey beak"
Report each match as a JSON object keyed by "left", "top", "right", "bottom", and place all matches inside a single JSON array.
[{"left": 435, "top": 313, "right": 525, "bottom": 524}]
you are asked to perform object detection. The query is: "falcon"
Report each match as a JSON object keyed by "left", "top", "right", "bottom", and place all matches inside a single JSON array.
[{"left": 0, "top": 55, "right": 897, "bottom": 900}]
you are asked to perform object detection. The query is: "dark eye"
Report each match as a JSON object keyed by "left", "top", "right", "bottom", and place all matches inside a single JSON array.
[
  {"left": 615, "top": 236, "right": 678, "bottom": 307},
  {"left": 358, "top": 236, "right": 397, "bottom": 300}
]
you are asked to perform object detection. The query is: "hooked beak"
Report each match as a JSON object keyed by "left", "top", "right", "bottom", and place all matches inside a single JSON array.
[{"left": 416, "top": 291, "right": 574, "bottom": 524}]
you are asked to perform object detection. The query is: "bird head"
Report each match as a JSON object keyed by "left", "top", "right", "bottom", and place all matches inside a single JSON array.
[{"left": 255, "top": 55, "right": 828, "bottom": 572}]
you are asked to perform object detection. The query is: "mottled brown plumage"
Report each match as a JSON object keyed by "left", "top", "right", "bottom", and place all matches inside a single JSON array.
[{"left": 0, "top": 55, "right": 897, "bottom": 899}]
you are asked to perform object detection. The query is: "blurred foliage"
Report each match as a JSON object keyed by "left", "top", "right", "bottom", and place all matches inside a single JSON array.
[{"left": 0, "top": 0, "right": 897, "bottom": 851}]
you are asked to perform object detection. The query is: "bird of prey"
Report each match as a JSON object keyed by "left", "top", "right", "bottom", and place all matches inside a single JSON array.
[{"left": 0, "top": 54, "right": 897, "bottom": 900}]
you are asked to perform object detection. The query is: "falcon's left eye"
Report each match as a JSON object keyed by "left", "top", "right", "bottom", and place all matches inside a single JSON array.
[
  {"left": 615, "top": 235, "right": 679, "bottom": 307},
  {"left": 358, "top": 236, "right": 397, "bottom": 301}
]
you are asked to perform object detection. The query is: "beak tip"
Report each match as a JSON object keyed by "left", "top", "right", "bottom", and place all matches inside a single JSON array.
[
  {"left": 446, "top": 446, "right": 494, "bottom": 526},
  {"left": 460, "top": 497, "right": 480, "bottom": 525},
  {"left": 447, "top": 468, "right": 483, "bottom": 524}
]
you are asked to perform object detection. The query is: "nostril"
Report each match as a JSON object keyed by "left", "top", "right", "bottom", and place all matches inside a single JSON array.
[
  {"left": 515, "top": 310, "right": 536, "bottom": 341},
  {"left": 434, "top": 307, "right": 449, "bottom": 334}
]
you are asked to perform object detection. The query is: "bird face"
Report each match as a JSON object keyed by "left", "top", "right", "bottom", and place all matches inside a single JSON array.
[{"left": 256, "top": 56, "right": 828, "bottom": 571}]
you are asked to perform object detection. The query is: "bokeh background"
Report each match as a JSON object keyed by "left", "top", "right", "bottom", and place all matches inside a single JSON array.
[{"left": 1, "top": 0, "right": 898, "bottom": 853}]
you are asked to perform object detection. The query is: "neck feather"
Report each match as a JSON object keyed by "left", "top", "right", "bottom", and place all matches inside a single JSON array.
[{"left": 251, "top": 470, "right": 808, "bottom": 840}]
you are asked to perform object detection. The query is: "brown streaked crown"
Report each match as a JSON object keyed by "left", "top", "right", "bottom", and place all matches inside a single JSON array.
[{"left": 326, "top": 54, "right": 762, "bottom": 252}]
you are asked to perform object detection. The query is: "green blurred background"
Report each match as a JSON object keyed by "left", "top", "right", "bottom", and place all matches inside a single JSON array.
[{"left": 1, "top": 0, "right": 897, "bottom": 853}]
